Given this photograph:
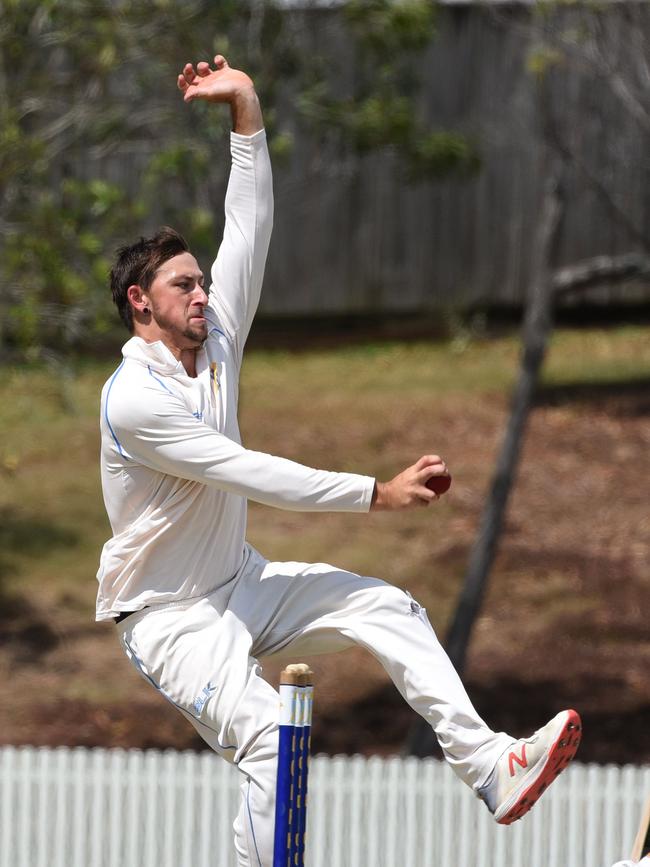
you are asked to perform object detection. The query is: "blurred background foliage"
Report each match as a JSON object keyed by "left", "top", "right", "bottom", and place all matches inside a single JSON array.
[{"left": 0, "top": 0, "right": 477, "bottom": 362}]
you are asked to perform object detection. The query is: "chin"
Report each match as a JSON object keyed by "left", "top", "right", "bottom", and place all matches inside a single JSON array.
[{"left": 185, "top": 327, "right": 207, "bottom": 345}]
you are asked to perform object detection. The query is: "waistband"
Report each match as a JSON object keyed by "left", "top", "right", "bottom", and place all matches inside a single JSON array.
[{"left": 113, "top": 609, "right": 143, "bottom": 624}]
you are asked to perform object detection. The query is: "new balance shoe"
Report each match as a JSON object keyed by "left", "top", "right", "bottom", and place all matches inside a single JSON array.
[{"left": 478, "top": 709, "right": 582, "bottom": 825}]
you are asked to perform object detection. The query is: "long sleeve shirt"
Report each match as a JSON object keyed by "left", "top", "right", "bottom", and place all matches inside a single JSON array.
[{"left": 96, "top": 130, "right": 374, "bottom": 621}]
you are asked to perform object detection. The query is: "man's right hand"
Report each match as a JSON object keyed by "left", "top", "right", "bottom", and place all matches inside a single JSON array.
[
  {"left": 177, "top": 55, "right": 263, "bottom": 136},
  {"left": 370, "top": 455, "right": 450, "bottom": 511}
]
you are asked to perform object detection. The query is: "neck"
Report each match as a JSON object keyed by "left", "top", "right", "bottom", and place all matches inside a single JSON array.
[
  {"left": 134, "top": 327, "right": 200, "bottom": 377},
  {"left": 177, "top": 347, "right": 199, "bottom": 378}
]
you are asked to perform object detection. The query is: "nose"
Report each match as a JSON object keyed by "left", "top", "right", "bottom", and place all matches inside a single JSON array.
[{"left": 194, "top": 285, "right": 209, "bottom": 305}]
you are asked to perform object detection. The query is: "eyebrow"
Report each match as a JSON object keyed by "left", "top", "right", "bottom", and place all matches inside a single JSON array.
[{"left": 170, "top": 273, "right": 205, "bottom": 282}]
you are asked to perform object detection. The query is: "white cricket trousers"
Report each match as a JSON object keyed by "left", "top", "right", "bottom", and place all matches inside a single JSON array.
[{"left": 117, "top": 545, "right": 512, "bottom": 867}]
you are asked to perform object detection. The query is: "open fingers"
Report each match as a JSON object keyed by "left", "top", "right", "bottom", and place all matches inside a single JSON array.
[
  {"left": 178, "top": 61, "right": 204, "bottom": 101},
  {"left": 178, "top": 64, "right": 197, "bottom": 94},
  {"left": 178, "top": 56, "right": 229, "bottom": 98},
  {"left": 182, "top": 62, "right": 197, "bottom": 86}
]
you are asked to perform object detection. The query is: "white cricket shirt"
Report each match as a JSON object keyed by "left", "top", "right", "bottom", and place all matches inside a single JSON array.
[{"left": 96, "top": 130, "right": 374, "bottom": 621}]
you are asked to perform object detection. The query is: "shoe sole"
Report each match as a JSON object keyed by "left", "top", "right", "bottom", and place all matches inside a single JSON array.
[{"left": 495, "top": 709, "right": 582, "bottom": 825}]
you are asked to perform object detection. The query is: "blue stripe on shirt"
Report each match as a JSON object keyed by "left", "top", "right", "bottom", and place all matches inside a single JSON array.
[
  {"left": 104, "top": 360, "right": 128, "bottom": 459},
  {"left": 147, "top": 365, "right": 175, "bottom": 394}
]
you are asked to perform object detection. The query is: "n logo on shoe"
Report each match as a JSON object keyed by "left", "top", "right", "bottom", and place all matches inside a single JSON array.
[{"left": 508, "top": 744, "right": 528, "bottom": 776}]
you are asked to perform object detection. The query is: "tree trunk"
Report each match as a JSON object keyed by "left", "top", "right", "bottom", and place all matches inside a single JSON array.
[
  {"left": 404, "top": 161, "right": 565, "bottom": 757},
  {"left": 444, "top": 168, "right": 565, "bottom": 676}
]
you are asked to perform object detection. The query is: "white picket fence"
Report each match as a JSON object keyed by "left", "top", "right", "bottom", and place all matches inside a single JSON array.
[{"left": 0, "top": 746, "right": 648, "bottom": 867}]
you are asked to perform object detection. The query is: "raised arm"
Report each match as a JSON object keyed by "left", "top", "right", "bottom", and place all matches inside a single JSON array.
[{"left": 178, "top": 56, "right": 273, "bottom": 358}]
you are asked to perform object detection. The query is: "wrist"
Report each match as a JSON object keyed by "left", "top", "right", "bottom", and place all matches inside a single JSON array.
[
  {"left": 371, "top": 481, "right": 388, "bottom": 512},
  {"left": 231, "top": 83, "right": 257, "bottom": 105},
  {"left": 231, "top": 87, "right": 263, "bottom": 135}
]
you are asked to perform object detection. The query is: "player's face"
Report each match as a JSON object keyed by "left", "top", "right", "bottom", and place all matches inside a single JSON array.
[{"left": 147, "top": 252, "right": 208, "bottom": 348}]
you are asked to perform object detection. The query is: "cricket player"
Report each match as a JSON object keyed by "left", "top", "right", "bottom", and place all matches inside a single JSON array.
[{"left": 97, "top": 56, "right": 582, "bottom": 866}]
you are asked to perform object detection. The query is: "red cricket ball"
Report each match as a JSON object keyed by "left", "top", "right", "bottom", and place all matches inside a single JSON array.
[{"left": 426, "top": 474, "right": 452, "bottom": 495}]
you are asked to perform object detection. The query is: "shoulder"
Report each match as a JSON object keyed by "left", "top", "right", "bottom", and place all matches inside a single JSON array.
[
  {"left": 102, "top": 358, "right": 172, "bottom": 431},
  {"left": 101, "top": 357, "right": 147, "bottom": 400}
]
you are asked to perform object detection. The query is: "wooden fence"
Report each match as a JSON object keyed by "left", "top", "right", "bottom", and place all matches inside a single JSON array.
[{"left": 255, "top": 2, "right": 650, "bottom": 316}]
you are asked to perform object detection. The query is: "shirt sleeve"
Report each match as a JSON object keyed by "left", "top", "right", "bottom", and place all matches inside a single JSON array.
[
  {"left": 207, "top": 129, "right": 273, "bottom": 360},
  {"left": 110, "top": 386, "right": 375, "bottom": 514}
]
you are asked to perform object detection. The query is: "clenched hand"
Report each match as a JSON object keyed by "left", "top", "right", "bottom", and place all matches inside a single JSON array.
[{"left": 371, "top": 455, "right": 451, "bottom": 511}]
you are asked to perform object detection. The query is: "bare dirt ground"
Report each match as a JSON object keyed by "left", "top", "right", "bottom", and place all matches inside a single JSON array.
[{"left": 0, "top": 331, "right": 648, "bottom": 765}]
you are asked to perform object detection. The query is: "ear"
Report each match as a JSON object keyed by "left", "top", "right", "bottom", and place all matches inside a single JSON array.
[{"left": 127, "top": 284, "right": 151, "bottom": 315}]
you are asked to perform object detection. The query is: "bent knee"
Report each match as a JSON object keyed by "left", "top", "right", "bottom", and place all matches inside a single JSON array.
[{"left": 363, "top": 582, "right": 421, "bottom": 616}]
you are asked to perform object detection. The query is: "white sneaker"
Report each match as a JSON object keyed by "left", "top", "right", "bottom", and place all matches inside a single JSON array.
[{"left": 478, "top": 709, "right": 582, "bottom": 825}]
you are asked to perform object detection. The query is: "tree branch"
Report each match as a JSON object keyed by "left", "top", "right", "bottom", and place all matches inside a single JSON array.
[{"left": 553, "top": 253, "right": 650, "bottom": 298}]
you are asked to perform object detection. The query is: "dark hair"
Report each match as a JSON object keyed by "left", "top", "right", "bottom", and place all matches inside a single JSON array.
[{"left": 110, "top": 227, "right": 189, "bottom": 331}]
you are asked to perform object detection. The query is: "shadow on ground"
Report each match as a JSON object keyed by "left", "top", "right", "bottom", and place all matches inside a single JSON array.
[
  {"left": 537, "top": 376, "right": 650, "bottom": 415},
  {"left": 19, "top": 698, "right": 207, "bottom": 751},
  {"left": 0, "top": 509, "right": 78, "bottom": 661},
  {"left": 0, "top": 509, "right": 78, "bottom": 578},
  {"left": 7, "top": 676, "right": 649, "bottom": 766},
  {"left": 311, "top": 677, "right": 650, "bottom": 765}
]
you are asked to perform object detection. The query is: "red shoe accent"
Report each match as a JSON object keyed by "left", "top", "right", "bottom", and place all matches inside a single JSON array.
[
  {"left": 498, "top": 709, "right": 582, "bottom": 826},
  {"left": 508, "top": 744, "right": 528, "bottom": 776}
]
